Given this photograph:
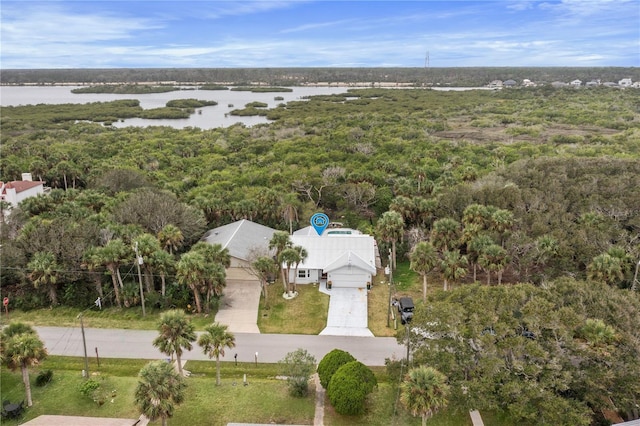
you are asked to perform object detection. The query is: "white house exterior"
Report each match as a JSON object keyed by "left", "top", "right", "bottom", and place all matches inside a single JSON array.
[
  {"left": 618, "top": 78, "right": 633, "bottom": 87},
  {"left": 202, "top": 219, "right": 276, "bottom": 280},
  {"left": 288, "top": 233, "right": 379, "bottom": 288},
  {"left": 0, "top": 173, "right": 46, "bottom": 209}
]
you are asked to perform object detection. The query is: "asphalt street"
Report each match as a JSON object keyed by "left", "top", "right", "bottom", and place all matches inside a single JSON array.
[{"left": 35, "top": 327, "right": 406, "bottom": 367}]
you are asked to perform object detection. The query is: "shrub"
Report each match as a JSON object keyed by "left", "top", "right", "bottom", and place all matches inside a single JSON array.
[
  {"left": 327, "top": 361, "right": 377, "bottom": 415},
  {"left": 78, "top": 378, "right": 100, "bottom": 398},
  {"left": 35, "top": 369, "right": 53, "bottom": 387},
  {"left": 279, "top": 348, "right": 317, "bottom": 397},
  {"left": 317, "top": 349, "right": 355, "bottom": 389}
]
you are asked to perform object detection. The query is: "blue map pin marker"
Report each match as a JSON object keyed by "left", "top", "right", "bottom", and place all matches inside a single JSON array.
[{"left": 310, "top": 213, "right": 330, "bottom": 236}]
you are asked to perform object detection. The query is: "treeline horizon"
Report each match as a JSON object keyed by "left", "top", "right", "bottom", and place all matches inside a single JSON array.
[{"left": 2, "top": 66, "right": 639, "bottom": 87}]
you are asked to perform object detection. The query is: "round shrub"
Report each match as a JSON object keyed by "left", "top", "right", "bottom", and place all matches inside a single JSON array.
[
  {"left": 327, "top": 361, "right": 377, "bottom": 416},
  {"left": 317, "top": 349, "right": 355, "bottom": 389}
]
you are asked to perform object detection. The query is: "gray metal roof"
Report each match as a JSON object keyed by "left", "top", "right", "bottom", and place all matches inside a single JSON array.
[
  {"left": 290, "top": 234, "right": 377, "bottom": 272},
  {"left": 202, "top": 219, "right": 276, "bottom": 261}
]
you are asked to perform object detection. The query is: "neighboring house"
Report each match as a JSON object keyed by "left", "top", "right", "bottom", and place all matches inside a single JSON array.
[
  {"left": 289, "top": 233, "right": 380, "bottom": 289},
  {"left": 522, "top": 79, "right": 536, "bottom": 87},
  {"left": 503, "top": 79, "right": 517, "bottom": 87},
  {"left": 570, "top": 79, "right": 582, "bottom": 87},
  {"left": 201, "top": 219, "right": 276, "bottom": 280},
  {"left": 586, "top": 80, "right": 600, "bottom": 87},
  {"left": 618, "top": 78, "right": 633, "bottom": 87},
  {"left": 0, "top": 173, "right": 46, "bottom": 209},
  {"left": 487, "top": 80, "right": 503, "bottom": 88}
]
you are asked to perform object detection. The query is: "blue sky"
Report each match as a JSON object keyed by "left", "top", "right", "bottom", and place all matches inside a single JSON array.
[{"left": 1, "top": 1, "right": 638, "bottom": 69}]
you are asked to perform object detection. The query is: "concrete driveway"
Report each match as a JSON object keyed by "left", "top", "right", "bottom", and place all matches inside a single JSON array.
[
  {"left": 215, "top": 279, "right": 262, "bottom": 333},
  {"left": 320, "top": 287, "right": 373, "bottom": 337}
]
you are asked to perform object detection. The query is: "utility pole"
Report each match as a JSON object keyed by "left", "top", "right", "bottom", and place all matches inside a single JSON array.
[
  {"left": 134, "top": 242, "right": 146, "bottom": 317},
  {"left": 79, "top": 314, "right": 89, "bottom": 378},
  {"left": 387, "top": 249, "right": 393, "bottom": 327}
]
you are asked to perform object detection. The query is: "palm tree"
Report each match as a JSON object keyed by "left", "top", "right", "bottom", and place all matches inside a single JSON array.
[
  {"left": 489, "top": 208, "right": 514, "bottom": 247},
  {"left": 82, "top": 246, "right": 105, "bottom": 300},
  {"left": 400, "top": 366, "right": 450, "bottom": 426},
  {"left": 176, "top": 251, "right": 206, "bottom": 313},
  {"left": 197, "top": 322, "right": 236, "bottom": 385},
  {"left": 430, "top": 218, "right": 461, "bottom": 252},
  {"left": 279, "top": 247, "right": 301, "bottom": 293},
  {"left": 439, "top": 250, "right": 468, "bottom": 291},
  {"left": 152, "top": 310, "right": 196, "bottom": 377},
  {"left": 158, "top": 224, "right": 184, "bottom": 255},
  {"left": 269, "top": 231, "right": 292, "bottom": 287},
  {"left": 376, "top": 211, "right": 405, "bottom": 270},
  {"left": 0, "top": 323, "right": 48, "bottom": 407},
  {"left": 467, "top": 234, "right": 494, "bottom": 282},
  {"left": 252, "top": 256, "right": 279, "bottom": 307},
  {"left": 410, "top": 241, "right": 438, "bottom": 302},
  {"left": 133, "top": 233, "right": 164, "bottom": 293},
  {"left": 95, "top": 238, "right": 129, "bottom": 308},
  {"left": 588, "top": 253, "right": 623, "bottom": 286},
  {"left": 27, "top": 251, "right": 60, "bottom": 306},
  {"left": 280, "top": 193, "right": 300, "bottom": 235},
  {"left": 191, "top": 242, "right": 231, "bottom": 268},
  {"left": 478, "top": 244, "right": 509, "bottom": 285},
  {"left": 291, "top": 246, "right": 308, "bottom": 293},
  {"left": 135, "top": 360, "right": 186, "bottom": 426},
  {"left": 204, "top": 263, "right": 226, "bottom": 313},
  {"left": 462, "top": 203, "right": 490, "bottom": 229}
]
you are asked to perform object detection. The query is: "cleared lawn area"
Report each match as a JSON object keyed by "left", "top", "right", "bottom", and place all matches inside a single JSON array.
[
  {"left": 0, "top": 356, "right": 314, "bottom": 426},
  {"left": 258, "top": 284, "right": 329, "bottom": 334}
]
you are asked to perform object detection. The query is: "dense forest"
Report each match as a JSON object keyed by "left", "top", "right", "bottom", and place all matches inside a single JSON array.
[
  {"left": 1, "top": 83, "right": 639, "bottom": 423},
  {"left": 2, "top": 66, "right": 639, "bottom": 87}
]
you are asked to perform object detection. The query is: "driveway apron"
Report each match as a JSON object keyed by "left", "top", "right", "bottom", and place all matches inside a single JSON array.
[
  {"left": 320, "top": 287, "right": 373, "bottom": 337},
  {"left": 215, "top": 279, "right": 261, "bottom": 333}
]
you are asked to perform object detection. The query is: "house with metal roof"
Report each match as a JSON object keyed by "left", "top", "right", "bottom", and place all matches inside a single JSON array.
[
  {"left": 289, "top": 233, "right": 380, "bottom": 288},
  {"left": 201, "top": 219, "right": 276, "bottom": 280}
]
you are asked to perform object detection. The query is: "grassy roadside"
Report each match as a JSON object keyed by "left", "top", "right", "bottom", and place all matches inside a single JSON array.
[
  {"left": 1, "top": 356, "right": 493, "bottom": 426},
  {"left": 1, "top": 263, "right": 419, "bottom": 335}
]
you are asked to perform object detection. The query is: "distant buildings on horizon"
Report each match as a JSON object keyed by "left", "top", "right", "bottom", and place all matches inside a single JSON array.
[{"left": 487, "top": 77, "right": 638, "bottom": 89}]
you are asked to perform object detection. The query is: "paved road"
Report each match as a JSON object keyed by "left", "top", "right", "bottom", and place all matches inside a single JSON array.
[{"left": 36, "top": 327, "right": 405, "bottom": 366}]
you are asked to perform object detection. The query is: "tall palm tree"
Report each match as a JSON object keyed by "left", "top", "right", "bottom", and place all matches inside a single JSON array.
[
  {"left": 279, "top": 247, "right": 301, "bottom": 293},
  {"left": 133, "top": 233, "right": 164, "bottom": 293},
  {"left": 158, "top": 224, "right": 184, "bottom": 255},
  {"left": 95, "top": 238, "right": 129, "bottom": 308},
  {"left": 439, "top": 250, "right": 468, "bottom": 291},
  {"left": 152, "top": 310, "right": 196, "bottom": 377},
  {"left": 430, "top": 218, "right": 461, "bottom": 252},
  {"left": 135, "top": 360, "right": 186, "bottom": 426},
  {"left": 27, "top": 251, "right": 60, "bottom": 306},
  {"left": 269, "top": 231, "right": 292, "bottom": 286},
  {"left": 204, "top": 263, "right": 226, "bottom": 314},
  {"left": 489, "top": 208, "right": 514, "bottom": 247},
  {"left": 176, "top": 251, "right": 206, "bottom": 313},
  {"left": 280, "top": 193, "right": 300, "bottom": 235},
  {"left": 252, "top": 256, "right": 279, "bottom": 307},
  {"left": 1, "top": 323, "right": 48, "bottom": 407},
  {"left": 468, "top": 234, "right": 494, "bottom": 282},
  {"left": 410, "top": 241, "right": 439, "bottom": 302},
  {"left": 197, "top": 322, "right": 236, "bottom": 385},
  {"left": 400, "top": 366, "right": 450, "bottom": 426},
  {"left": 82, "top": 246, "right": 105, "bottom": 300},
  {"left": 291, "top": 246, "right": 308, "bottom": 293},
  {"left": 376, "top": 211, "right": 405, "bottom": 270},
  {"left": 478, "top": 244, "right": 508, "bottom": 285},
  {"left": 462, "top": 203, "right": 490, "bottom": 229}
]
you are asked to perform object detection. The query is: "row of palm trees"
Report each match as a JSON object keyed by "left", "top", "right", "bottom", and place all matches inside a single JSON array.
[{"left": 139, "top": 310, "right": 236, "bottom": 425}]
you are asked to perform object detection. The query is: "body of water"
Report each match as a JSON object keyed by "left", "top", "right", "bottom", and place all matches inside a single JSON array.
[{"left": 0, "top": 85, "right": 350, "bottom": 129}]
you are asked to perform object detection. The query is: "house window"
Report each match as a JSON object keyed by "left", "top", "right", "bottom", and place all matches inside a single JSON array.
[{"left": 298, "top": 270, "right": 308, "bottom": 278}]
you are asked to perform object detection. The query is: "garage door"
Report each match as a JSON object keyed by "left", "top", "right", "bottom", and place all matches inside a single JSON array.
[
  {"left": 329, "top": 272, "right": 369, "bottom": 288},
  {"left": 225, "top": 267, "right": 255, "bottom": 281}
]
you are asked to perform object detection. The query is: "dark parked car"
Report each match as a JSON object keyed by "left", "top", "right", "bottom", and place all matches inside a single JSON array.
[{"left": 396, "top": 297, "right": 414, "bottom": 324}]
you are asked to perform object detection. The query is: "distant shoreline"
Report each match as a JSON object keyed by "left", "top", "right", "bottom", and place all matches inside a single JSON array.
[{"left": 0, "top": 81, "right": 428, "bottom": 88}]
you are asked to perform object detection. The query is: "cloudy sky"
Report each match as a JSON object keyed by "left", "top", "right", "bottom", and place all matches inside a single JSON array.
[{"left": 1, "top": 0, "right": 638, "bottom": 69}]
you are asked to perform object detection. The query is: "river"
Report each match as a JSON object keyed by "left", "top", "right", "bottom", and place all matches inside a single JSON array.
[{"left": 0, "top": 85, "right": 351, "bottom": 129}]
